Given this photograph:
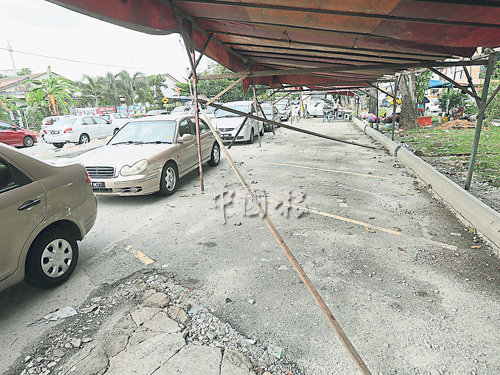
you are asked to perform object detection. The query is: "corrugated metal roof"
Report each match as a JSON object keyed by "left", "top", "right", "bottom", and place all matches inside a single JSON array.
[{"left": 47, "top": 0, "right": 500, "bottom": 88}]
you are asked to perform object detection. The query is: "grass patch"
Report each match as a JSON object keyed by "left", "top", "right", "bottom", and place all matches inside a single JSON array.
[{"left": 400, "top": 126, "right": 500, "bottom": 186}]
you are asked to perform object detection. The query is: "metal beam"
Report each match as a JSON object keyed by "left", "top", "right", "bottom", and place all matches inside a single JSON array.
[
  {"left": 426, "top": 66, "right": 479, "bottom": 101},
  {"left": 465, "top": 53, "right": 497, "bottom": 191},
  {"left": 392, "top": 75, "right": 401, "bottom": 141},
  {"left": 211, "top": 31, "right": 448, "bottom": 60},
  {"left": 366, "top": 82, "right": 394, "bottom": 99},
  {"left": 199, "top": 59, "right": 488, "bottom": 80},
  {"left": 205, "top": 74, "right": 249, "bottom": 106},
  {"left": 463, "top": 64, "right": 481, "bottom": 108},
  {"left": 198, "top": 99, "right": 377, "bottom": 149},
  {"left": 188, "top": 34, "right": 213, "bottom": 79},
  {"left": 180, "top": 0, "right": 500, "bottom": 29},
  {"left": 159, "top": 0, "right": 251, "bottom": 66}
]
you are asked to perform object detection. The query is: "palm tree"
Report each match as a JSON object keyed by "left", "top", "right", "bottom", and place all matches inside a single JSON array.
[
  {"left": 79, "top": 74, "right": 103, "bottom": 107},
  {"left": 116, "top": 71, "right": 148, "bottom": 106},
  {"left": 147, "top": 74, "right": 168, "bottom": 99},
  {"left": 25, "top": 66, "right": 76, "bottom": 116},
  {"left": 99, "top": 72, "right": 120, "bottom": 106}
]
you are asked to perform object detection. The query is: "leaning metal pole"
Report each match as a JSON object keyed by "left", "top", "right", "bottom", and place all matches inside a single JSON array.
[
  {"left": 392, "top": 75, "right": 400, "bottom": 141},
  {"left": 197, "top": 104, "right": 372, "bottom": 375},
  {"left": 465, "top": 52, "right": 497, "bottom": 191}
]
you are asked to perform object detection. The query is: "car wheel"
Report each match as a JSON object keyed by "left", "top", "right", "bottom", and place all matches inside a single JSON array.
[
  {"left": 53, "top": 143, "right": 64, "bottom": 148},
  {"left": 23, "top": 136, "right": 35, "bottom": 147},
  {"left": 79, "top": 133, "right": 90, "bottom": 144},
  {"left": 113, "top": 128, "right": 119, "bottom": 135},
  {"left": 208, "top": 142, "right": 220, "bottom": 166},
  {"left": 260, "top": 127, "right": 264, "bottom": 136},
  {"left": 159, "top": 161, "right": 179, "bottom": 196},
  {"left": 247, "top": 128, "right": 255, "bottom": 144},
  {"left": 25, "top": 228, "right": 79, "bottom": 289}
]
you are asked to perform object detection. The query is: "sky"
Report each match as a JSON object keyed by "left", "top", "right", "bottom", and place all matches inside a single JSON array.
[{"left": 0, "top": 0, "right": 208, "bottom": 83}]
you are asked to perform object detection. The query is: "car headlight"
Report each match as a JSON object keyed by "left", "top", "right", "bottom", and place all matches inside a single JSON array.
[{"left": 120, "top": 159, "right": 148, "bottom": 176}]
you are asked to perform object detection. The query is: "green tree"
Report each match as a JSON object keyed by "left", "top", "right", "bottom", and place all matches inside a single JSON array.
[
  {"left": 24, "top": 66, "right": 77, "bottom": 116},
  {"left": 79, "top": 74, "right": 103, "bottom": 107},
  {"left": 115, "top": 71, "right": 148, "bottom": 106},
  {"left": 17, "top": 68, "right": 32, "bottom": 76},
  {"left": 438, "top": 90, "right": 469, "bottom": 114},
  {"left": 147, "top": 74, "right": 168, "bottom": 100}
]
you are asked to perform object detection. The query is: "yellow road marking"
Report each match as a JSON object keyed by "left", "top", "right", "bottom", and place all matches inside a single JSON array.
[
  {"left": 267, "top": 199, "right": 402, "bottom": 237},
  {"left": 253, "top": 161, "right": 394, "bottom": 180},
  {"left": 125, "top": 245, "right": 155, "bottom": 265}
]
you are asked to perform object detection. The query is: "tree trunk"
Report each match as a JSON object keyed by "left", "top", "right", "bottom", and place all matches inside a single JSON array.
[
  {"left": 368, "top": 88, "right": 377, "bottom": 115},
  {"left": 400, "top": 74, "right": 419, "bottom": 129}
]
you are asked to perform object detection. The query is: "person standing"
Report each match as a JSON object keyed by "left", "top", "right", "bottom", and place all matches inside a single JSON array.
[{"left": 333, "top": 99, "right": 339, "bottom": 120}]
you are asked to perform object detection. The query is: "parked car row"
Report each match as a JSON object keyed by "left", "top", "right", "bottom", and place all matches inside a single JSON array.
[{"left": 0, "top": 99, "right": 291, "bottom": 292}]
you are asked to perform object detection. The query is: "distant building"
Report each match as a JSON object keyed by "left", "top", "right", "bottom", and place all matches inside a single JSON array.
[{"left": 0, "top": 71, "right": 65, "bottom": 100}]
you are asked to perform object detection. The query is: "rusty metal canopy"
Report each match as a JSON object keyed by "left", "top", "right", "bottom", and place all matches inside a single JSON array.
[{"left": 47, "top": 0, "right": 500, "bottom": 88}]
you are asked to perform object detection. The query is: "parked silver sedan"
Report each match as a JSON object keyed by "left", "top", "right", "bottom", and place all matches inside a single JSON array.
[
  {"left": 77, "top": 114, "right": 220, "bottom": 196},
  {"left": 0, "top": 143, "right": 97, "bottom": 292}
]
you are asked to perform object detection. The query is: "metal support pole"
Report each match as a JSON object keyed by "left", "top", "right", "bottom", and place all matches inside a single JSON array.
[
  {"left": 375, "top": 84, "right": 379, "bottom": 131},
  {"left": 465, "top": 52, "right": 497, "bottom": 191},
  {"left": 392, "top": 75, "right": 400, "bottom": 141},
  {"left": 252, "top": 79, "right": 261, "bottom": 147},
  {"left": 271, "top": 78, "right": 276, "bottom": 133}
]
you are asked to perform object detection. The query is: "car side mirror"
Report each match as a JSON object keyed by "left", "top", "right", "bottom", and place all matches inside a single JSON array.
[
  {"left": 178, "top": 133, "right": 194, "bottom": 143},
  {"left": 11, "top": 126, "right": 17, "bottom": 131},
  {"left": 107, "top": 120, "right": 112, "bottom": 124}
]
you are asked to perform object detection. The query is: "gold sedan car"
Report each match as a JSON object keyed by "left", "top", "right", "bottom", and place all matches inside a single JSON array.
[
  {"left": 0, "top": 143, "right": 97, "bottom": 292},
  {"left": 78, "top": 114, "right": 220, "bottom": 196}
]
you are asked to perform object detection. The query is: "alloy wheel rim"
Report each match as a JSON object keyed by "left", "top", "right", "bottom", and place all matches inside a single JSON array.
[
  {"left": 41, "top": 239, "right": 73, "bottom": 278},
  {"left": 165, "top": 167, "right": 176, "bottom": 190},
  {"left": 214, "top": 146, "right": 220, "bottom": 162},
  {"left": 26, "top": 138, "right": 33, "bottom": 146}
]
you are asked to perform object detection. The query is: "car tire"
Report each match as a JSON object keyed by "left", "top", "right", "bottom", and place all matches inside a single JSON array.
[
  {"left": 79, "top": 133, "right": 90, "bottom": 144},
  {"left": 159, "top": 161, "right": 179, "bottom": 196},
  {"left": 53, "top": 143, "right": 64, "bottom": 148},
  {"left": 208, "top": 142, "right": 220, "bottom": 166},
  {"left": 113, "top": 128, "right": 119, "bottom": 135},
  {"left": 25, "top": 228, "right": 79, "bottom": 289},
  {"left": 260, "top": 127, "right": 264, "bottom": 136},
  {"left": 247, "top": 128, "right": 255, "bottom": 144},
  {"left": 23, "top": 136, "right": 35, "bottom": 147}
]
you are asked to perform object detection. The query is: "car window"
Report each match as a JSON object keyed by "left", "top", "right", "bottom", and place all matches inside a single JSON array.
[
  {"left": 93, "top": 117, "right": 107, "bottom": 124},
  {"left": 102, "top": 115, "right": 110, "bottom": 120},
  {"left": 178, "top": 119, "right": 194, "bottom": 137},
  {"left": 82, "top": 117, "right": 95, "bottom": 125},
  {"left": 0, "top": 158, "right": 32, "bottom": 193},
  {"left": 199, "top": 119, "right": 209, "bottom": 133},
  {"left": 0, "top": 122, "right": 13, "bottom": 131}
]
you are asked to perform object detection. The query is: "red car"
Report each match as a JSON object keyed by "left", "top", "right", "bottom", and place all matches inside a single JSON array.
[{"left": 0, "top": 121, "right": 38, "bottom": 147}]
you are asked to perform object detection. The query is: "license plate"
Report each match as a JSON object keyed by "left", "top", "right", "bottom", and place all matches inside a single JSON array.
[
  {"left": 51, "top": 130, "right": 60, "bottom": 135},
  {"left": 222, "top": 134, "right": 232, "bottom": 140},
  {"left": 92, "top": 182, "right": 105, "bottom": 188}
]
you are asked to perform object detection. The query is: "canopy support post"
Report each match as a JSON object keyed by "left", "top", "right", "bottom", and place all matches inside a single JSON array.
[
  {"left": 465, "top": 52, "right": 498, "bottom": 191},
  {"left": 392, "top": 75, "right": 401, "bottom": 141},
  {"left": 252, "top": 79, "right": 261, "bottom": 147},
  {"left": 375, "top": 83, "right": 379, "bottom": 131},
  {"left": 176, "top": 14, "right": 204, "bottom": 191}
]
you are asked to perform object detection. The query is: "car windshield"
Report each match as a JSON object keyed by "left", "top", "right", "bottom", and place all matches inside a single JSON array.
[
  {"left": 54, "top": 118, "right": 77, "bottom": 126},
  {"left": 262, "top": 107, "right": 273, "bottom": 116},
  {"left": 275, "top": 103, "right": 287, "bottom": 109},
  {"left": 214, "top": 105, "right": 250, "bottom": 118},
  {"left": 102, "top": 115, "right": 110, "bottom": 120},
  {"left": 172, "top": 106, "right": 189, "bottom": 113},
  {"left": 110, "top": 120, "right": 177, "bottom": 144}
]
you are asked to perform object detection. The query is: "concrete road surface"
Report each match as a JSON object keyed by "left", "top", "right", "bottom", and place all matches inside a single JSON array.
[{"left": 1, "top": 118, "right": 500, "bottom": 374}]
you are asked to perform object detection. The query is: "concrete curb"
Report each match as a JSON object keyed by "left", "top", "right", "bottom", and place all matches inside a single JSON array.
[{"left": 353, "top": 117, "right": 500, "bottom": 248}]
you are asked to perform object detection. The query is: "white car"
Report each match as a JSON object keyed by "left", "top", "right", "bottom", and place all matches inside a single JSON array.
[
  {"left": 308, "top": 101, "right": 330, "bottom": 117},
  {"left": 43, "top": 116, "right": 119, "bottom": 148},
  {"left": 212, "top": 101, "right": 264, "bottom": 144},
  {"left": 101, "top": 113, "right": 131, "bottom": 131},
  {"left": 260, "top": 104, "right": 281, "bottom": 131},
  {"left": 274, "top": 102, "right": 291, "bottom": 121}
]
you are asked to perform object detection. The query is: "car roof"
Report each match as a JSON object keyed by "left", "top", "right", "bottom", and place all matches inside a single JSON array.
[{"left": 223, "top": 100, "right": 253, "bottom": 106}]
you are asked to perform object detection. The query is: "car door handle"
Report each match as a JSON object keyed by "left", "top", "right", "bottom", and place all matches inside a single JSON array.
[{"left": 18, "top": 199, "right": 41, "bottom": 211}]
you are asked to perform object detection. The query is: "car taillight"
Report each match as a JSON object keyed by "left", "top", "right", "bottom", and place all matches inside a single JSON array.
[
  {"left": 85, "top": 170, "right": 91, "bottom": 183},
  {"left": 64, "top": 128, "right": 73, "bottom": 133}
]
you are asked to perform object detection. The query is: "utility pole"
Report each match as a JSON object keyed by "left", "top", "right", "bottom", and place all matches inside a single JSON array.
[{"left": 7, "top": 41, "right": 18, "bottom": 75}]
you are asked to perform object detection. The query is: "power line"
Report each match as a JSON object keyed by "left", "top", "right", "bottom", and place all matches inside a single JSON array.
[{"left": 0, "top": 47, "right": 154, "bottom": 71}]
